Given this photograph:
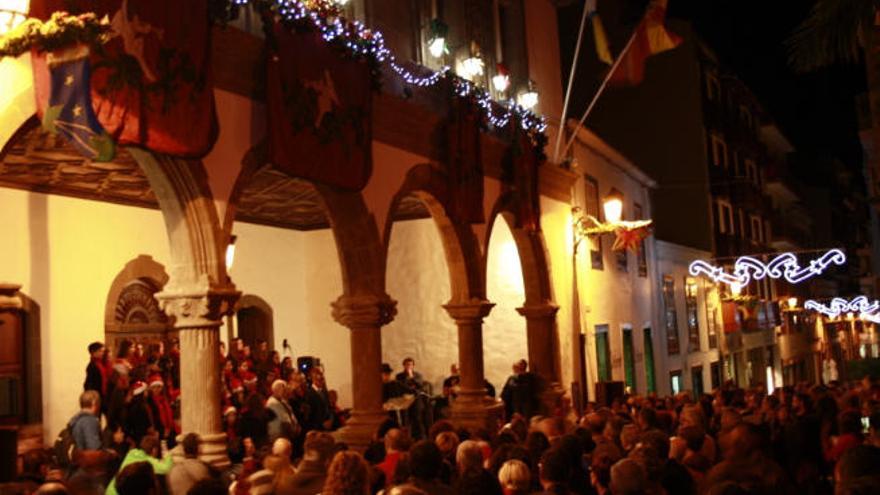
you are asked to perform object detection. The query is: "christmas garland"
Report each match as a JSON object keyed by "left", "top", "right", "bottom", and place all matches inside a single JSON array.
[{"left": 0, "top": 11, "right": 112, "bottom": 59}]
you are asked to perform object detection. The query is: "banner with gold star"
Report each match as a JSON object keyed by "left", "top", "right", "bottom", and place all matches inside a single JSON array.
[{"left": 266, "top": 21, "right": 372, "bottom": 191}]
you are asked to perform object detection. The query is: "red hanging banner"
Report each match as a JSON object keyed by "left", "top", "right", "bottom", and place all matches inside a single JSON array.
[
  {"left": 266, "top": 22, "right": 373, "bottom": 191},
  {"left": 30, "top": 0, "right": 218, "bottom": 157}
]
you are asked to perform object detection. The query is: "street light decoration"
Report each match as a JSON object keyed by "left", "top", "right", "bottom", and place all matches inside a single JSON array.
[
  {"left": 688, "top": 248, "right": 847, "bottom": 288},
  {"left": 804, "top": 296, "right": 880, "bottom": 319},
  {"left": 573, "top": 189, "right": 652, "bottom": 253}
]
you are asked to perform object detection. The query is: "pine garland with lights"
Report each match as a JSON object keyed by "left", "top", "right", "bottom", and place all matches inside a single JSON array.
[
  {"left": 0, "top": 11, "right": 112, "bottom": 59},
  {"left": 213, "top": 0, "right": 548, "bottom": 146}
]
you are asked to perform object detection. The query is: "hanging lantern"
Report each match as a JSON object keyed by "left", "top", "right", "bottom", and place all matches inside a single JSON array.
[
  {"left": 518, "top": 80, "right": 539, "bottom": 110},
  {"left": 427, "top": 18, "right": 448, "bottom": 59},
  {"left": 458, "top": 41, "right": 484, "bottom": 81},
  {"left": 492, "top": 62, "right": 510, "bottom": 94}
]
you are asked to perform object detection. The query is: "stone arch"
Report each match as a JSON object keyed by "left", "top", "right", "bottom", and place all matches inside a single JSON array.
[
  {"left": 235, "top": 294, "right": 274, "bottom": 350},
  {"left": 484, "top": 197, "right": 555, "bottom": 307},
  {"left": 104, "top": 255, "right": 172, "bottom": 353},
  {"left": 383, "top": 163, "right": 486, "bottom": 303}
]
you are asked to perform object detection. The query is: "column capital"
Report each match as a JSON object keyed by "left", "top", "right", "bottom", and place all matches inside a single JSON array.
[
  {"left": 443, "top": 299, "right": 495, "bottom": 322},
  {"left": 0, "top": 283, "right": 23, "bottom": 310},
  {"left": 331, "top": 293, "right": 397, "bottom": 329},
  {"left": 157, "top": 280, "right": 240, "bottom": 329},
  {"left": 516, "top": 302, "right": 560, "bottom": 319}
]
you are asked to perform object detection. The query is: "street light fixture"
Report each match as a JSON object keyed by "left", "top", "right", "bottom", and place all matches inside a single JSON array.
[{"left": 602, "top": 188, "right": 624, "bottom": 224}]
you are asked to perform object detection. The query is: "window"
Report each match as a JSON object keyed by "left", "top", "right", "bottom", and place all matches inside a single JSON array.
[
  {"left": 745, "top": 159, "right": 758, "bottom": 185},
  {"left": 643, "top": 328, "right": 656, "bottom": 393},
  {"left": 622, "top": 326, "right": 635, "bottom": 391},
  {"left": 685, "top": 278, "right": 700, "bottom": 352},
  {"left": 710, "top": 135, "right": 727, "bottom": 168},
  {"left": 692, "top": 366, "right": 705, "bottom": 397},
  {"left": 707, "top": 306, "right": 718, "bottom": 349},
  {"left": 670, "top": 370, "right": 683, "bottom": 395},
  {"left": 750, "top": 215, "right": 763, "bottom": 243},
  {"left": 584, "top": 175, "right": 604, "bottom": 270},
  {"left": 705, "top": 71, "right": 720, "bottom": 101},
  {"left": 634, "top": 203, "right": 648, "bottom": 277},
  {"left": 663, "top": 276, "right": 680, "bottom": 355},
  {"left": 595, "top": 325, "right": 611, "bottom": 382},
  {"left": 716, "top": 200, "right": 734, "bottom": 234}
]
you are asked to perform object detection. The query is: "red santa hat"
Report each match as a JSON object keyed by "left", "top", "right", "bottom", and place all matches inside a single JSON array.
[
  {"left": 223, "top": 405, "right": 237, "bottom": 417},
  {"left": 242, "top": 372, "right": 257, "bottom": 385},
  {"left": 230, "top": 378, "right": 244, "bottom": 393},
  {"left": 131, "top": 381, "right": 147, "bottom": 396},
  {"left": 148, "top": 374, "right": 164, "bottom": 388}
]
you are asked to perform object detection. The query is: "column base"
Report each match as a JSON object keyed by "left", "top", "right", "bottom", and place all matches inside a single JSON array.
[
  {"left": 333, "top": 409, "right": 388, "bottom": 451},
  {"left": 173, "top": 432, "right": 229, "bottom": 470},
  {"left": 450, "top": 395, "right": 505, "bottom": 433}
]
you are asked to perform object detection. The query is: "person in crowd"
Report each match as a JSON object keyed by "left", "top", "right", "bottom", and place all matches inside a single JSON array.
[
  {"left": 125, "top": 381, "right": 154, "bottom": 445},
  {"left": 500, "top": 359, "right": 539, "bottom": 420},
  {"left": 455, "top": 440, "right": 502, "bottom": 495},
  {"left": 304, "top": 367, "right": 333, "bottom": 431},
  {"left": 69, "top": 390, "right": 102, "bottom": 452},
  {"left": 84, "top": 342, "right": 108, "bottom": 399},
  {"left": 378, "top": 428, "right": 409, "bottom": 485},
  {"left": 396, "top": 357, "right": 430, "bottom": 439},
  {"left": 146, "top": 374, "right": 177, "bottom": 449},
  {"left": 834, "top": 444, "right": 880, "bottom": 495},
  {"left": 266, "top": 379, "right": 299, "bottom": 443},
  {"left": 824, "top": 410, "right": 863, "bottom": 463},
  {"left": 498, "top": 459, "right": 531, "bottom": 495},
  {"left": 323, "top": 451, "right": 372, "bottom": 495},
  {"left": 106, "top": 435, "right": 172, "bottom": 495},
  {"left": 610, "top": 458, "right": 647, "bottom": 495},
  {"left": 382, "top": 363, "right": 408, "bottom": 402},
  {"left": 270, "top": 437, "right": 296, "bottom": 474},
  {"left": 167, "top": 433, "right": 212, "bottom": 495},
  {"left": 535, "top": 447, "right": 570, "bottom": 495},
  {"left": 274, "top": 431, "right": 335, "bottom": 495},
  {"left": 115, "top": 461, "right": 158, "bottom": 495},
  {"left": 403, "top": 440, "right": 455, "bottom": 495}
]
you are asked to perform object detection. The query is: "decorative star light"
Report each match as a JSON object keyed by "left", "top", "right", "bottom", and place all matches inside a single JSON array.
[
  {"left": 804, "top": 296, "right": 880, "bottom": 319},
  {"left": 688, "top": 248, "right": 846, "bottom": 288}
]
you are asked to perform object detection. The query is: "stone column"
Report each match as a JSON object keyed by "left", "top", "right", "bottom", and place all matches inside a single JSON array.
[
  {"left": 158, "top": 284, "right": 238, "bottom": 468},
  {"left": 332, "top": 294, "right": 397, "bottom": 450},
  {"left": 516, "top": 303, "right": 564, "bottom": 412},
  {"left": 443, "top": 300, "right": 502, "bottom": 430}
]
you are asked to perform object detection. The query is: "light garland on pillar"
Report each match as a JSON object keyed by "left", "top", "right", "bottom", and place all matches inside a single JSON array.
[
  {"left": 688, "top": 248, "right": 847, "bottom": 288},
  {"left": 219, "top": 0, "right": 547, "bottom": 136}
]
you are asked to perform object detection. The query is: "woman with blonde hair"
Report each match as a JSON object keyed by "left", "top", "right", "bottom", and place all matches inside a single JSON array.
[
  {"left": 322, "top": 451, "right": 370, "bottom": 495},
  {"left": 497, "top": 459, "right": 530, "bottom": 495}
]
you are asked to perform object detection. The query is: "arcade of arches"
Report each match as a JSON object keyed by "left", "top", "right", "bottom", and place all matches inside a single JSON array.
[{"left": 0, "top": 92, "right": 574, "bottom": 465}]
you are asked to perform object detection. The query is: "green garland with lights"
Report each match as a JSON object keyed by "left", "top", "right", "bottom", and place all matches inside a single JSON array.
[{"left": 0, "top": 11, "right": 112, "bottom": 59}]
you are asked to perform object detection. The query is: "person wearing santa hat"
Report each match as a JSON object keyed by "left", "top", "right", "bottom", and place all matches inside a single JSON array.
[
  {"left": 125, "top": 380, "right": 155, "bottom": 444},
  {"left": 230, "top": 378, "right": 246, "bottom": 409},
  {"left": 147, "top": 374, "right": 178, "bottom": 449},
  {"left": 224, "top": 405, "right": 244, "bottom": 463}
]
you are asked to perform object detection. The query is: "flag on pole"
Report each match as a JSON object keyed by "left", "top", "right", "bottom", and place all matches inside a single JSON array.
[
  {"left": 588, "top": 2, "right": 613, "bottom": 65},
  {"left": 608, "top": 0, "right": 681, "bottom": 86}
]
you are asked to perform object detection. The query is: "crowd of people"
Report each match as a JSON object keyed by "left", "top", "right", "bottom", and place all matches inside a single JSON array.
[{"left": 7, "top": 337, "right": 880, "bottom": 495}]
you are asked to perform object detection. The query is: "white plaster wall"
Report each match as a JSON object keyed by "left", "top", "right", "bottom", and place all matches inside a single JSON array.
[
  {"left": 0, "top": 188, "right": 171, "bottom": 444},
  {"left": 484, "top": 218, "right": 528, "bottom": 392},
  {"left": 383, "top": 218, "right": 458, "bottom": 392}
]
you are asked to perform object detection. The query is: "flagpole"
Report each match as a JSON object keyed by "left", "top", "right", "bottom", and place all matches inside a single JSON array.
[
  {"left": 552, "top": 1, "right": 592, "bottom": 164},
  {"left": 559, "top": 27, "right": 639, "bottom": 161}
]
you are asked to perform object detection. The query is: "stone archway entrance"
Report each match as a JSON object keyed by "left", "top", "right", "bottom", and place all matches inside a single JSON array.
[
  {"left": 235, "top": 295, "right": 274, "bottom": 351},
  {"left": 105, "top": 256, "right": 173, "bottom": 355}
]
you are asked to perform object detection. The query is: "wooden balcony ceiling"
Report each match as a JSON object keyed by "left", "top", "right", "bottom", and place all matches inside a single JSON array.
[{"left": 0, "top": 123, "right": 429, "bottom": 230}]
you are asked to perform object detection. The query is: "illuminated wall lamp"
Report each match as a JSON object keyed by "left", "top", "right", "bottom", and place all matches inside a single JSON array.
[
  {"left": 0, "top": 0, "right": 29, "bottom": 35},
  {"left": 603, "top": 188, "right": 624, "bottom": 224},
  {"left": 459, "top": 55, "right": 484, "bottom": 81}
]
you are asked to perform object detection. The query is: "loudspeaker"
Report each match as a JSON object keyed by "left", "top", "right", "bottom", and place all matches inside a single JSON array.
[{"left": 595, "top": 381, "right": 625, "bottom": 407}]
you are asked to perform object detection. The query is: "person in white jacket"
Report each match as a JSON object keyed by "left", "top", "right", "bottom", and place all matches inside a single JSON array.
[{"left": 266, "top": 379, "right": 299, "bottom": 443}]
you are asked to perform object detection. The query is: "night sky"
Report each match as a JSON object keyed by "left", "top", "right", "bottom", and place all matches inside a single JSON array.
[{"left": 558, "top": 0, "right": 867, "bottom": 175}]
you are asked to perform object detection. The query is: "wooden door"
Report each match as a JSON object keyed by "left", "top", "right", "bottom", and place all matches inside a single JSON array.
[{"left": 0, "top": 311, "right": 23, "bottom": 424}]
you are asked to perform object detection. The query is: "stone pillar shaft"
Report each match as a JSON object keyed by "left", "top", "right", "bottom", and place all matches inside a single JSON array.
[
  {"left": 159, "top": 285, "right": 238, "bottom": 468},
  {"left": 332, "top": 294, "right": 396, "bottom": 450},
  {"left": 444, "top": 301, "right": 494, "bottom": 400},
  {"left": 517, "top": 303, "right": 561, "bottom": 384}
]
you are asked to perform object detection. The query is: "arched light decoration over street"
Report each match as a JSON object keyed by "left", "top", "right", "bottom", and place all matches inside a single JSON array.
[
  {"left": 0, "top": 0, "right": 28, "bottom": 35},
  {"left": 804, "top": 296, "right": 880, "bottom": 319},
  {"left": 688, "top": 248, "right": 846, "bottom": 288}
]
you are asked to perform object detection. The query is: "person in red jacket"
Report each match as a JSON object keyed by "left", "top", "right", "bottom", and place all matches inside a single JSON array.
[{"left": 147, "top": 374, "right": 178, "bottom": 449}]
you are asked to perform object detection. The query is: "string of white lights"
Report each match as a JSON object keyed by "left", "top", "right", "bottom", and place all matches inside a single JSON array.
[
  {"left": 688, "top": 248, "right": 847, "bottom": 288},
  {"left": 242, "top": 0, "right": 547, "bottom": 134}
]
